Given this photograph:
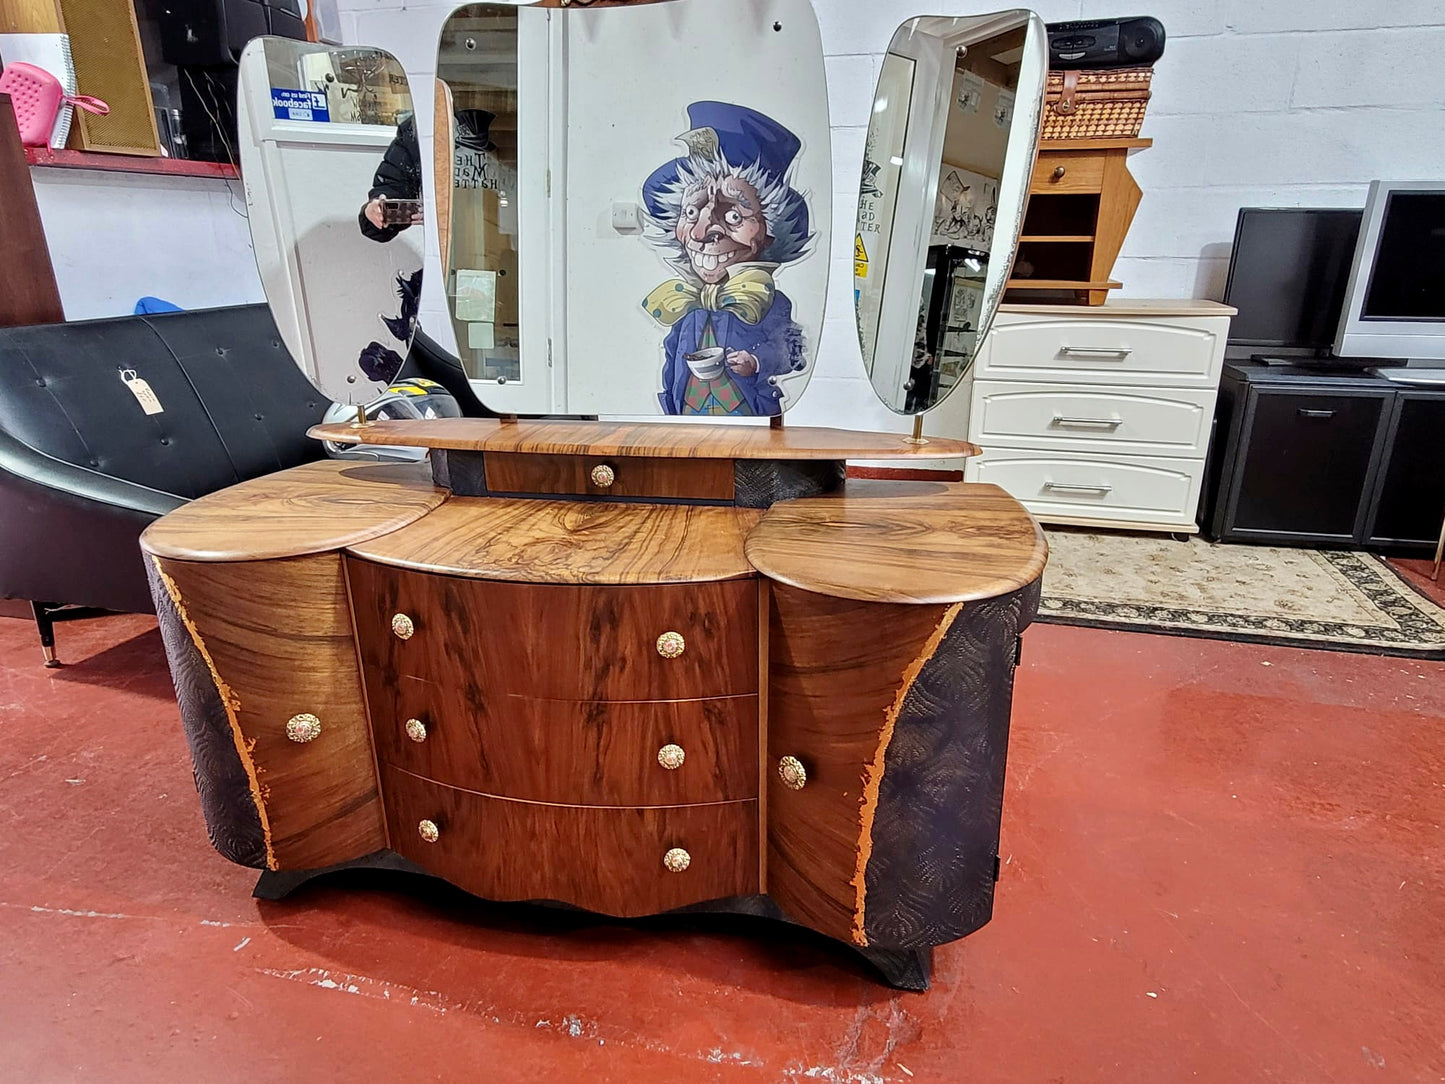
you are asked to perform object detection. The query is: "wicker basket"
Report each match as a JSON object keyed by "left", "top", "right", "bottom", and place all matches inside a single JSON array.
[{"left": 1042, "top": 66, "right": 1153, "bottom": 141}]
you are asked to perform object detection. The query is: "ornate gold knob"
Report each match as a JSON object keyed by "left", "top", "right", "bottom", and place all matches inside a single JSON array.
[
  {"left": 778, "top": 755, "right": 807, "bottom": 791},
  {"left": 589, "top": 463, "right": 615, "bottom": 488},
  {"left": 662, "top": 847, "right": 691, "bottom": 873},
  {"left": 404, "top": 718, "right": 427, "bottom": 743},
  {"left": 656, "top": 631, "right": 685, "bottom": 659},
  {"left": 1051, "top": 165, "right": 1067, "bottom": 180},
  {"left": 657, "top": 743, "right": 685, "bottom": 770},
  {"left": 285, "top": 713, "right": 322, "bottom": 743},
  {"left": 418, "top": 819, "right": 440, "bottom": 843},
  {"left": 392, "top": 613, "right": 415, "bottom": 640}
]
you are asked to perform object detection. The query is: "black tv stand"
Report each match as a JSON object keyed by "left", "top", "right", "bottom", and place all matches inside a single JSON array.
[
  {"left": 1247, "top": 352, "right": 1387, "bottom": 371},
  {"left": 1205, "top": 361, "right": 1445, "bottom": 551}
]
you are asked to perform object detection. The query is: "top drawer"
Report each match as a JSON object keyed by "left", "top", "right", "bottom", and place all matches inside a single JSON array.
[
  {"left": 483, "top": 453, "right": 735, "bottom": 502},
  {"left": 1030, "top": 150, "right": 1105, "bottom": 194},
  {"left": 977, "top": 313, "right": 1229, "bottom": 388},
  {"left": 348, "top": 559, "right": 758, "bottom": 701}
]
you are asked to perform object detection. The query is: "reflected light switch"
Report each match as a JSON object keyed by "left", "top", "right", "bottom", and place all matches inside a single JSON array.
[{"left": 611, "top": 201, "right": 643, "bottom": 234}]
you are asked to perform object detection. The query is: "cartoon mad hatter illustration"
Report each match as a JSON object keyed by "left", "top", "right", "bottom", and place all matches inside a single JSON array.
[{"left": 641, "top": 102, "right": 813, "bottom": 416}]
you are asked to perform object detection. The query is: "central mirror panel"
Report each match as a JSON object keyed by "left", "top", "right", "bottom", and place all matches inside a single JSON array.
[
  {"left": 436, "top": 0, "right": 831, "bottom": 418},
  {"left": 436, "top": 5, "right": 521, "bottom": 389},
  {"left": 855, "top": 12, "right": 1046, "bottom": 415}
]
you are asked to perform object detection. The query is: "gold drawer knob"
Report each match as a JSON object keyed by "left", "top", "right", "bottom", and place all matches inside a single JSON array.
[
  {"left": 662, "top": 847, "right": 691, "bottom": 873},
  {"left": 589, "top": 463, "right": 616, "bottom": 488},
  {"left": 285, "top": 713, "right": 322, "bottom": 743},
  {"left": 405, "top": 718, "right": 428, "bottom": 743},
  {"left": 1051, "top": 164, "right": 1066, "bottom": 180},
  {"left": 391, "top": 613, "right": 415, "bottom": 640},
  {"left": 778, "top": 755, "right": 807, "bottom": 791},
  {"left": 657, "top": 743, "right": 685, "bottom": 770},
  {"left": 655, "top": 631, "right": 685, "bottom": 659},
  {"left": 418, "top": 819, "right": 440, "bottom": 843}
]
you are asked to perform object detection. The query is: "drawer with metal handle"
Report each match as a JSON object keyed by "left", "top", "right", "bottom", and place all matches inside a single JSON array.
[
  {"left": 977, "top": 313, "right": 1228, "bottom": 387},
  {"left": 368, "top": 691, "right": 759, "bottom": 806},
  {"left": 381, "top": 764, "right": 759, "bottom": 917},
  {"left": 966, "top": 447, "right": 1206, "bottom": 528},
  {"left": 969, "top": 381, "right": 1215, "bottom": 455},
  {"left": 347, "top": 559, "right": 759, "bottom": 701}
]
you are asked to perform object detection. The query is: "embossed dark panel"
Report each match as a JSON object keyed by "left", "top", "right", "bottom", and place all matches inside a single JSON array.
[
  {"left": 146, "top": 558, "right": 268, "bottom": 869},
  {"left": 862, "top": 578, "right": 1041, "bottom": 949}
]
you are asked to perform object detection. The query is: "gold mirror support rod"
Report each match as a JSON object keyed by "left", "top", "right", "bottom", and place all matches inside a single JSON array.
[
  {"left": 904, "top": 415, "right": 928, "bottom": 445},
  {"left": 770, "top": 414, "right": 784, "bottom": 430},
  {"left": 348, "top": 400, "right": 374, "bottom": 430}
]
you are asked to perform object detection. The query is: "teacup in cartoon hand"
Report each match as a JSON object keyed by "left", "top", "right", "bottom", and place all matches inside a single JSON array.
[{"left": 725, "top": 349, "right": 759, "bottom": 376}]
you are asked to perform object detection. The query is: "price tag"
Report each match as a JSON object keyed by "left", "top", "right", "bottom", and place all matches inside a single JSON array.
[{"left": 120, "top": 369, "right": 164, "bottom": 416}]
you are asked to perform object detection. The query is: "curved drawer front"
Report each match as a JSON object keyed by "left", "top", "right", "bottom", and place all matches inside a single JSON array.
[
  {"left": 348, "top": 559, "right": 759, "bottom": 701},
  {"left": 978, "top": 316, "right": 1225, "bottom": 386},
  {"left": 370, "top": 690, "right": 758, "bottom": 805},
  {"left": 382, "top": 765, "right": 758, "bottom": 916},
  {"left": 971, "top": 382, "right": 1215, "bottom": 456},
  {"left": 968, "top": 449, "right": 1204, "bottom": 526}
]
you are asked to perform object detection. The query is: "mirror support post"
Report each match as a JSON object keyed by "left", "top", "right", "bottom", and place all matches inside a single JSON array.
[{"left": 905, "top": 415, "right": 928, "bottom": 445}]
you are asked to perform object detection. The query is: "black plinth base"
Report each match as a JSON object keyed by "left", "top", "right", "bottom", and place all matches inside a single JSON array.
[
  {"left": 857, "top": 945, "right": 933, "bottom": 991},
  {"left": 252, "top": 853, "right": 943, "bottom": 991},
  {"left": 252, "top": 849, "right": 433, "bottom": 900}
]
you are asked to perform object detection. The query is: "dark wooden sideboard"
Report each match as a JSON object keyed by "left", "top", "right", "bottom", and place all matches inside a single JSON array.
[
  {"left": 140, "top": 420, "right": 1048, "bottom": 990},
  {"left": 1205, "top": 362, "right": 1445, "bottom": 551}
]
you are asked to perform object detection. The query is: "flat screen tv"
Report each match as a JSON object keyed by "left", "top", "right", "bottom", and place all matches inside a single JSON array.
[
  {"left": 1335, "top": 181, "right": 1445, "bottom": 361},
  {"left": 1222, "top": 207, "right": 1362, "bottom": 351}
]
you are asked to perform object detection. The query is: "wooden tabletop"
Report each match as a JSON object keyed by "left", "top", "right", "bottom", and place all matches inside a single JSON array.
[
  {"left": 348, "top": 497, "right": 762, "bottom": 584},
  {"left": 744, "top": 481, "right": 1047, "bottom": 604},
  {"left": 140, "top": 460, "right": 447, "bottom": 562},
  {"left": 309, "top": 419, "right": 980, "bottom": 461}
]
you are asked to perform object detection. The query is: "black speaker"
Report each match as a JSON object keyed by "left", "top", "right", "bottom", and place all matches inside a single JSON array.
[
  {"left": 158, "top": 0, "right": 305, "bottom": 67},
  {"left": 1047, "top": 17, "right": 1166, "bottom": 69}
]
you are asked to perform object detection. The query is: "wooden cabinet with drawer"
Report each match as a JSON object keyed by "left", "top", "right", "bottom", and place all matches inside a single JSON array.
[
  {"left": 966, "top": 300, "right": 1234, "bottom": 533},
  {"left": 141, "top": 424, "right": 1047, "bottom": 991}
]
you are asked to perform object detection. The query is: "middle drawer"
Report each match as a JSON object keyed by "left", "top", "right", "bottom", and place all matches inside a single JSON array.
[{"left": 370, "top": 687, "right": 758, "bottom": 805}]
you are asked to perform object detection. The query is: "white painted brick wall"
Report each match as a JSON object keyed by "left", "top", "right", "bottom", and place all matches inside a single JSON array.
[{"left": 332, "top": 0, "right": 1445, "bottom": 427}]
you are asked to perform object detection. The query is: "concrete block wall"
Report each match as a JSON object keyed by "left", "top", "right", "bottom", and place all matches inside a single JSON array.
[{"left": 335, "top": 0, "right": 1445, "bottom": 429}]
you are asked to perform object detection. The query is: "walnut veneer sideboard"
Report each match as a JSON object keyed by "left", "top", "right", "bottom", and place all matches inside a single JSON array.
[{"left": 139, "top": 419, "right": 1047, "bottom": 990}]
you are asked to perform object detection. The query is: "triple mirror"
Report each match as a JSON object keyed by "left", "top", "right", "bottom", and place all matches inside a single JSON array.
[
  {"left": 237, "top": 6, "right": 1045, "bottom": 424},
  {"left": 856, "top": 12, "right": 1046, "bottom": 415}
]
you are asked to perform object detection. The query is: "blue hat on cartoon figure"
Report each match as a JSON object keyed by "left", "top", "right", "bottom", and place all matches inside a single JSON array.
[{"left": 642, "top": 100, "right": 810, "bottom": 245}]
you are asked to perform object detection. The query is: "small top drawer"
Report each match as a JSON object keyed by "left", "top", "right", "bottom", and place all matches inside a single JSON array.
[
  {"left": 348, "top": 559, "right": 759, "bottom": 701},
  {"left": 483, "top": 452, "right": 735, "bottom": 502},
  {"left": 1030, "top": 151, "right": 1105, "bottom": 194},
  {"left": 978, "top": 313, "right": 1228, "bottom": 388}
]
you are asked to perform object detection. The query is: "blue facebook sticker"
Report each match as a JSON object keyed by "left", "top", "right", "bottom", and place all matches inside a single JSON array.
[{"left": 272, "top": 89, "right": 330, "bottom": 123}]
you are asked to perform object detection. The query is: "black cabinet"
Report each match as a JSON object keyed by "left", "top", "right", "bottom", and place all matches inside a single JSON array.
[{"left": 1206, "top": 362, "right": 1445, "bottom": 551}]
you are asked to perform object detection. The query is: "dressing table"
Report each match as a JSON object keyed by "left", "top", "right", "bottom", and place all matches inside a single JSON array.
[
  {"left": 145, "top": 4, "right": 1052, "bottom": 988},
  {"left": 142, "top": 420, "right": 1044, "bottom": 989}
]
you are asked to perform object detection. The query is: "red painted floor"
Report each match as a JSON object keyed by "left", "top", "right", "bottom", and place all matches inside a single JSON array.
[{"left": 1, "top": 610, "right": 1442, "bottom": 1082}]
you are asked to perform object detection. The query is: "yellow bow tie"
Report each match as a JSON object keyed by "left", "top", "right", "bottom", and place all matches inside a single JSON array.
[{"left": 643, "top": 267, "right": 775, "bottom": 327}]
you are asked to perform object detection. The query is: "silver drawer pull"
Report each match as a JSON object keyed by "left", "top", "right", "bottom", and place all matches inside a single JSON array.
[
  {"left": 1043, "top": 481, "right": 1113, "bottom": 494},
  {"left": 1059, "top": 346, "right": 1132, "bottom": 359},
  {"left": 1052, "top": 415, "right": 1123, "bottom": 429}
]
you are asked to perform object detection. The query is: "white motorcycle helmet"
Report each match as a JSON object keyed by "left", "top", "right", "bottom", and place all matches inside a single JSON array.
[{"left": 322, "top": 378, "right": 462, "bottom": 462}]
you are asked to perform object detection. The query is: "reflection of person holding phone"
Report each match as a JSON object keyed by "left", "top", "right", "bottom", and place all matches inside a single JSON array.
[{"left": 359, "top": 114, "right": 424, "bottom": 242}]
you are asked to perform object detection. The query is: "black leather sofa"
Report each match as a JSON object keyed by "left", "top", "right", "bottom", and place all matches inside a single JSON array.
[{"left": 0, "top": 303, "right": 484, "bottom": 665}]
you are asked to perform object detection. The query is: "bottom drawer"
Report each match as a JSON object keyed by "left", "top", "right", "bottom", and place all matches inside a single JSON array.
[
  {"left": 382, "top": 765, "right": 758, "bottom": 916},
  {"left": 965, "top": 447, "right": 1205, "bottom": 528}
]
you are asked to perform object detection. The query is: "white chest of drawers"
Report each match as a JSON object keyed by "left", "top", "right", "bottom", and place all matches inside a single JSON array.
[{"left": 963, "top": 300, "right": 1236, "bottom": 532}]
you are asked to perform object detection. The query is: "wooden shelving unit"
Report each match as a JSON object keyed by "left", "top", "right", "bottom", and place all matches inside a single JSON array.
[{"left": 1007, "top": 136, "right": 1150, "bottom": 305}]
